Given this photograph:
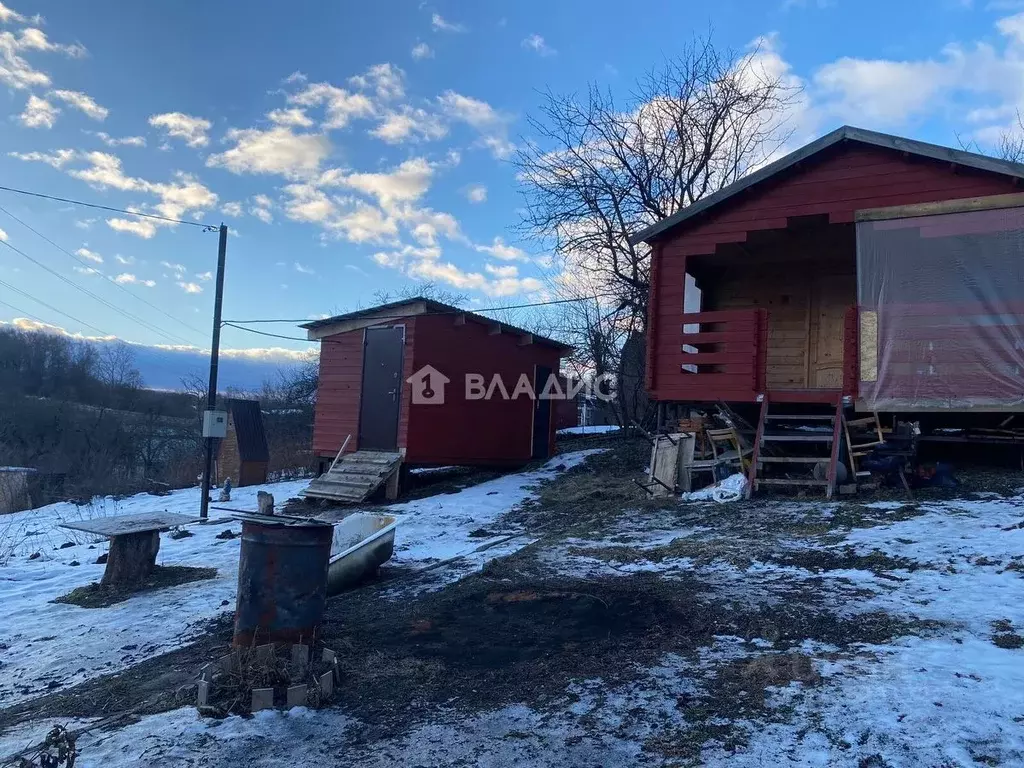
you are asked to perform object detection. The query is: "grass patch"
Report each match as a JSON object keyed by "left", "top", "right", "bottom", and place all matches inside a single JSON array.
[{"left": 54, "top": 565, "right": 217, "bottom": 608}]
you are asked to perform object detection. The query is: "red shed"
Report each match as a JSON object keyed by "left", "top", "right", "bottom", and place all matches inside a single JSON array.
[
  {"left": 302, "top": 298, "right": 572, "bottom": 469},
  {"left": 636, "top": 125, "right": 1024, "bottom": 495}
]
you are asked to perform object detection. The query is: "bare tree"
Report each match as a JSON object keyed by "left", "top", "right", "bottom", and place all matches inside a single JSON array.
[
  {"left": 960, "top": 111, "right": 1024, "bottom": 163},
  {"left": 514, "top": 35, "right": 798, "bottom": 424}
]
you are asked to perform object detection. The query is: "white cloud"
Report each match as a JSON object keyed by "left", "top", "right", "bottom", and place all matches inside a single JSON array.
[
  {"left": 252, "top": 193, "right": 273, "bottom": 208},
  {"left": 50, "top": 89, "right": 108, "bottom": 120},
  {"left": 0, "top": 2, "right": 26, "bottom": 23},
  {"left": 371, "top": 107, "right": 447, "bottom": 143},
  {"left": 474, "top": 236, "right": 529, "bottom": 262},
  {"left": 114, "top": 273, "right": 155, "bottom": 287},
  {"left": 348, "top": 63, "right": 405, "bottom": 100},
  {"left": 8, "top": 148, "right": 75, "bottom": 167},
  {"left": 69, "top": 151, "right": 142, "bottom": 190},
  {"left": 94, "top": 132, "right": 145, "bottom": 147},
  {"left": 289, "top": 82, "right": 375, "bottom": 130},
  {"left": 284, "top": 71, "right": 307, "bottom": 84},
  {"left": 108, "top": 218, "right": 156, "bottom": 238},
  {"left": 407, "top": 258, "right": 542, "bottom": 297},
  {"left": 75, "top": 247, "right": 102, "bottom": 263},
  {"left": 431, "top": 13, "right": 466, "bottom": 32},
  {"left": 521, "top": 34, "right": 556, "bottom": 57},
  {"left": 206, "top": 126, "right": 332, "bottom": 178},
  {"left": 250, "top": 204, "right": 273, "bottom": 223},
  {"left": 73, "top": 265, "right": 99, "bottom": 276},
  {"left": 814, "top": 57, "right": 949, "bottom": 124},
  {"left": 334, "top": 201, "right": 401, "bottom": 243},
  {"left": 484, "top": 263, "right": 519, "bottom": 278},
  {"left": 411, "top": 42, "right": 433, "bottom": 60},
  {"left": 437, "top": 90, "right": 515, "bottom": 157},
  {"left": 0, "top": 25, "right": 86, "bottom": 91},
  {"left": 267, "top": 107, "right": 313, "bottom": 128},
  {"left": 294, "top": 262, "right": 314, "bottom": 274},
  {"left": 222, "top": 201, "right": 243, "bottom": 217},
  {"left": 115, "top": 254, "right": 134, "bottom": 265},
  {"left": 149, "top": 112, "right": 212, "bottom": 147},
  {"left": 195, "top": 270, "right": 213, "bottom": 281},
  {"left": 465, "top": 184, "right": 487, "bottom": 203},
  {"left": 0, "top": 227, "right": 8, "bottom": 241},
  {"left": 14, "top": 28, "right": 85, "bottom": 57},
  {"left": 336, "top": 157, "right": 435, "bottom": 205},
  {"left": 75, "top": 218, "right": 96, "bottom": 230},
  {"left": 177, "top": 281, "right": 203, "bottom": 294},
  {"left": 161, "top": 261, "right": 186, "bottom": 276},
  {"left": 19, "top": 94, "right": 57, "bottom": 128}
]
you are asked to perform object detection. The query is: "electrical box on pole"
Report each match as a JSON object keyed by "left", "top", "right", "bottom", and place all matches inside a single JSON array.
[{"left": 202, "top": 410, "right": 228, "bottom": 438}]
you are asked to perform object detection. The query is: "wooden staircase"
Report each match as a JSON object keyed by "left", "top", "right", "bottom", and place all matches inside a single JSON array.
[
  {"left": 302, "top": 450, "right": 403, "bottom": 503},
  {"left": 746, "top": 396, "right": 845, "bottom": 499}
]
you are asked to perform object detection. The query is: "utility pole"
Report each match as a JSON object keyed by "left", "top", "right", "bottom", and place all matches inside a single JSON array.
[{"left": 200, "top": 224, "right": 228, "bottom": 519}]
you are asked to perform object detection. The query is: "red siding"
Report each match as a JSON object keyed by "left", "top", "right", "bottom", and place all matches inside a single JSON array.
[
  {"left": 406, "top": 314, "right": 562, "bottom": 465},
  {"left": 311, "top": 319, "right": 416, "bottom": 457},
  {"left": 648, "top": 141, "right": 1021, "bottom": 402},
  {"left": 312, "top": 329, "right": 363, "bottom": 456},
  {"left": 312, "top": 313, "right": 563, "bottom": 465}
]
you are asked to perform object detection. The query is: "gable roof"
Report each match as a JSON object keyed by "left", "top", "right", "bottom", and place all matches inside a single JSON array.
[
  {"left": 631, "top": 125, "right": 1024, "bottom": 245},
  {"left": 300, "top": 297, "right": 573, "bottom": 353}
]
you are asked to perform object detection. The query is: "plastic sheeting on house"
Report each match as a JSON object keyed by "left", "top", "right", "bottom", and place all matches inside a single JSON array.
[{"left": 856, "top": 206, "right": 1024, "bottom": 410}]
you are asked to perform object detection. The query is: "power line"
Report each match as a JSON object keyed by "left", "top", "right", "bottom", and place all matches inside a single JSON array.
[
  {"left": 225, "top": 294, "right": 618, "bottom": 325},
  {"left": 0, "top": 296, "right": 47, "bottom": 325},
  {"left": 0, "top": 184, "right": 217, "bottom": 229},
  {"left": 0, "top": 203, "right": 208, "bottom": 340},
  {"left": 0, "top": 237, "right": 195, "bottom": 346},
  {"left": 0, "top": 277, "right": 111, "bottom": 336}
]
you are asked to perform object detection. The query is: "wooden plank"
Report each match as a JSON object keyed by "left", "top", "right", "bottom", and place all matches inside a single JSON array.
[
  {"left": 762, "top": 434, "right": 833, "bottom": 443},
  {"left": 677, "top": 352, "right": 756, "bottom": 365},
  {"left": 758, "top": 456, "right": 825, "bottom": 463},
  {"left": 680, "top": 331, "right": 758, "bottom": 346},
  {"left": 826, "top": 399, "right": 844, "bottom": 499},
  {"left": 757, "top": 478, "right": 828, "bottom": 487},
  {"left": 60, "top": 512, "right": 196, "bottom": 537},
  {"left": 745, "top": 397, "right": 769, "bottom": 499},
  {"left": 679, "top": 309, "right": 760, "bottom": 324},
  {"left": 856, "top": 192, "right": 1024, "bottom": 222}
]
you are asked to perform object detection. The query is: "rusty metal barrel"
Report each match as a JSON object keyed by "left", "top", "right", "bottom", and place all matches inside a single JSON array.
[{"left": 233, "top": 520, "right": 334, "bottom": 646}]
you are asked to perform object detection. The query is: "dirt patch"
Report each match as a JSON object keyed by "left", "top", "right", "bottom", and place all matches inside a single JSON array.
[
  {"left": 53, "top": 565, "right": 217, "bottom": 608},
  {"left": 770, "top": 546, "right": 924, "bottom": 575},
  {"left": 991, "top": 619, "right": 1024, "bottom": 649}
]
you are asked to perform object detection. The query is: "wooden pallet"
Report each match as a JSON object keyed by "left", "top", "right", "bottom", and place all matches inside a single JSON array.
[{"left": 302, "top": 450, "right": 403, "bottom": 503}]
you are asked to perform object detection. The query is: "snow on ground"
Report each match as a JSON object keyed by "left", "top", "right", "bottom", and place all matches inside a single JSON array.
[
  {"left": 557, "top": 425, "right": 620, "bottom": 435},
  {"left": 0, "top": 451, "right": 601, "bottom": 709}
]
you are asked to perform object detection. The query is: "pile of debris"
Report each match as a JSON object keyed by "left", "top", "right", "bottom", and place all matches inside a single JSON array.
[{"left": 197, "top": 641, "right": 339, "bottom": 717}]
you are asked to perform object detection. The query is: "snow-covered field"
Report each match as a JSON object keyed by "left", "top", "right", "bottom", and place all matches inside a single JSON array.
[
  {"left": 2, "top": 457, "right": 1023, "bottom": 767},
  {"left": 0, "top": 451, "right": 600, "bottom": 709}
]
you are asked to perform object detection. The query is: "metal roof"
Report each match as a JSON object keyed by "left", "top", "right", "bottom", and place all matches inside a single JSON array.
[
  {"left": 300, "top": 297, "right": 573, "bottom": 352},
  {"left": 226, "top": 398, "right": 269, "bottom": 463},
  {"left": 631, "top": 125, "right": 1024, "bottom": 245}
]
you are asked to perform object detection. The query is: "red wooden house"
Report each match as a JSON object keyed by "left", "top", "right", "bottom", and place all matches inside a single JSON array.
[
  {"left": 635, "top": 126, "right": 1024, "bottom": 494},
  {"left": 302, "top": 298, "right": 571, "bottom": 470}
]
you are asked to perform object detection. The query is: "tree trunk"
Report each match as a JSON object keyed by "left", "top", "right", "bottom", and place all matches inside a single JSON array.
[{"left": 101, "top": 531, "right": 160, "bottom": 586}]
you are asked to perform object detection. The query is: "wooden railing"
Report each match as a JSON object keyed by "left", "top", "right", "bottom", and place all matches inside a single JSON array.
[{"left": 672, "top": 309, "right": 767, "bottom": 402}]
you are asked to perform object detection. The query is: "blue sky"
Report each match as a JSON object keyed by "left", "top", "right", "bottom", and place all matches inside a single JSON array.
[{"left": 2, "top": 0, "right": 1024, "bottom": 372}]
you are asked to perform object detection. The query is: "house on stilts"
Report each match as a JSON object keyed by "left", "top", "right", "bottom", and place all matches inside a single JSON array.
[{"left": 635, "top": 125, "right": 1024, "bottom": 496}]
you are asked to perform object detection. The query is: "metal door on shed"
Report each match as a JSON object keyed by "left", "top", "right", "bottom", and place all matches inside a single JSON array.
[{"left": 358, "top": 326, "right": 405, "bottom": 451}]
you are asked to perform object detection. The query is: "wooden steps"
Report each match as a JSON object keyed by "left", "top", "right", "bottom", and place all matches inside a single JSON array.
[
  {"left": 302, "top": 450, "right": 403, "bottom": 503},
  {"left": 747, "top": 396, "right": 844, "bottom": 498}
]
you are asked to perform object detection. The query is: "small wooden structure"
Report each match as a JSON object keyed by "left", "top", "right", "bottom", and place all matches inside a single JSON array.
[
  {"left": 217, "top": 399, "right": 269, "bottom": 487},
  {"left": 61, "top": 512, "right": 195, "bottom": 586},
  {"left": 302, "top": 298, "right": 572, "bottom": 469},
  {"left": 635, "top": 125, "right": 1024, "bottom": 496}
]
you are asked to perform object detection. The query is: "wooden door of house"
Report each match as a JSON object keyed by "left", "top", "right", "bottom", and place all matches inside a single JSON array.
[{"left": 808, "top": 274, "right": 853, "bottom": 388}]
